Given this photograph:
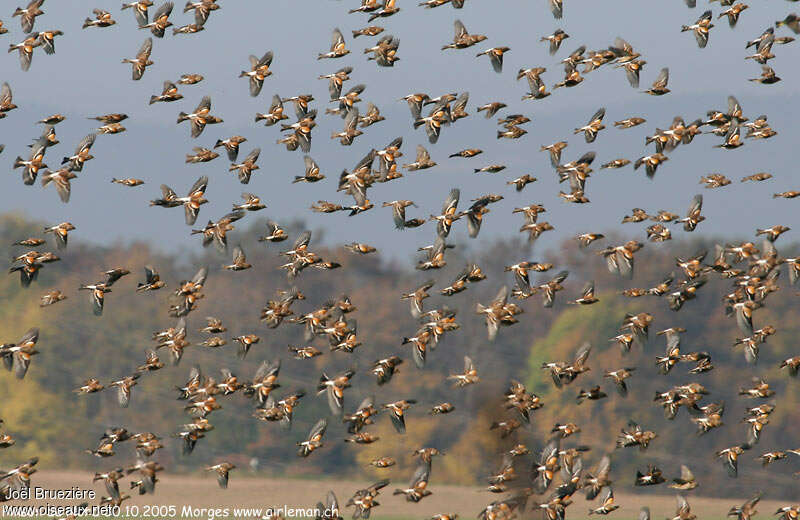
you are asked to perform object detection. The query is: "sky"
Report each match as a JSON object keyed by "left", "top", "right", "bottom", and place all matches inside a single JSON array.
[{"left": 1, "top": 0, "right": 799, "bottom": 262}]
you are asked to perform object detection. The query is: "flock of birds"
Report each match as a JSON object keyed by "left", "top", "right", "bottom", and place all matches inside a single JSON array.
[{"left": 0, "top": 0, "right": 799, "bottom": 519}]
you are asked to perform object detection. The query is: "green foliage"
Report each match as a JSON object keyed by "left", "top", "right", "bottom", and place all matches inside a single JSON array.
[{"left": 526, "top": 294, "right": 632, "bottom": 395}]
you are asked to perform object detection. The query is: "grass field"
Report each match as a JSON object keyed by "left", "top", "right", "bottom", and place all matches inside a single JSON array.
[{"left": 0, "top": 471, "right": 789, "bottom": 520}]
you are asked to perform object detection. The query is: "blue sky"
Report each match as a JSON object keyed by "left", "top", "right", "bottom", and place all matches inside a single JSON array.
[{"left": 1, "top": 0, "right": 798, "bottom": 260}]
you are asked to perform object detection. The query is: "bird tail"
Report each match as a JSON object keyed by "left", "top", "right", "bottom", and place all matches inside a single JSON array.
[
  {"left": 149, "top": 96, "right": 158, "bottom": 105},
  {"left": 83, "top": 18, "right": 93, "bottom": 29},
  {"left": 680, "top": 25, "right": 691, "bottom": 32},
  {"left": 177, "top": 112, "right": 189, "bottom": 123},
  {"left": 316, "top": 374, "right": 330, "bottom": 393}
]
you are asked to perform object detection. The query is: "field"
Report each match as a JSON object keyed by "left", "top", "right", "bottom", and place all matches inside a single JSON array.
[{"left": 0, "top": 471, "right": 787, "bottom": 520}]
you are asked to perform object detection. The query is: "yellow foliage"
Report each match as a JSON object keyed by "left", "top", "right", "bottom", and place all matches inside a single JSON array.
[{"left": 0, "top": 375, "right": 66, "bottom": 467}]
